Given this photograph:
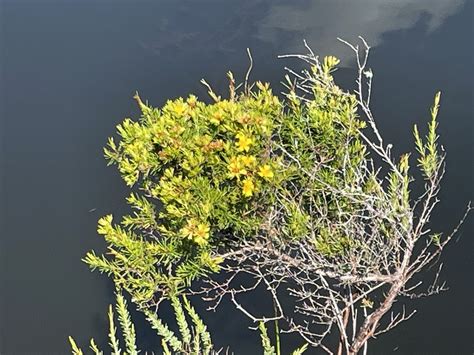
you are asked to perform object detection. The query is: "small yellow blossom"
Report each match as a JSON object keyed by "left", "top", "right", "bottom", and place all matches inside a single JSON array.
[
  {"left": 173, "top": 101, "right": 187, "bottom": 116},
  {"left": 254, "top": 115, "right": 268, "bottom": 126},
  {"left": 181, "top": 219, "right": 198, "bottom": 239},
  {"left": 228, "top": 157, "right": 247, "bottom": 179},
  {"left": 186, "top": 95, "right": 198, "bottom": 107},
  {"left": 258, "top": 165, "right": 274, "bottom": 179},
  {"left": 240, "top": 155, "right": 256, "bottom": 167},
  {"left": 210, "top": 110, "right": 224, "bottom": 125},
  {"left": 237, "top": 114, "right": 252, "bottom": 125},
  {"left": 242, "top": 178, "right": 255, "bottom": 197},
  {"left": 181, "top": 219, "right": 210, "bottom": 245},
  {"left": 236, "top": 132, "right": 253, "bottom": 152},
  {"left": 194, "top": 223, "right": 210, "bottom": 245}
]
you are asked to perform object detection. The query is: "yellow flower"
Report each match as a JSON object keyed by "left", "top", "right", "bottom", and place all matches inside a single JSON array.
[
  {"left": 237, "top": 113, "right": 252, "bottom": 125},
  {"left": 254, "top": 115, "right": 267, "bottom": 126},
  {"left": 228, "top": 157, "right": 247, "bottom": 179},
  {"left": 181, "top": 219, "right": 210, "bottom": 245},
  {"left": 210, "top": 110, "right": 224, "bottom": 125},
  {"left": 258, "top": 164, "right": 274, "bottom": 179},
  {"left": 240, "top": 155, "right": 256, "bottom": 167},
  {"left": 173, "top": 101, "right": 187, "bottom": 116},
  {"left": 181, "top": 219, "right": 198, "bottom": 240},
  {"left": 236, "top": 132, "right": 253, "bottom": 152},
  {"left": 186, "top": 95, "right": 198, "bottom": 107},
  {"left": 242, "top": 178, "right": 255, "bottom": 197},
  {"left": 194, "top": 223, "right": 210, "bottom": 245}
]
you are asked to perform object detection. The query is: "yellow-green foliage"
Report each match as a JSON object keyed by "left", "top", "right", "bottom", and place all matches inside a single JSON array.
[
  {"left": 258, "top": 321, "right": 308, "bottom": 355},
  {"left": 112, "top": 83, "right": 281, "bottom": 240},
  {"left": 413, "top": 91, "right": 442, "bottom": 180},
  {"left": 278, "top": 58, "right": 367, "bottom": 250},
  {"left": 85, "top": 80, "right": 286, "bottom": 302},
  {"left": 69, "top": 293, "right": 137, "bottom": 355},
  {"left": 85, "top": 57, "right": 368, "bottom": 303},
  {"left": 69, "top": 293, "right": 214, "bottom": 355}
]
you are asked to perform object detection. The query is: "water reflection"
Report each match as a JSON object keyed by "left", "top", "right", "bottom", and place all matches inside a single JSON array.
[
  {"left": 134, "top": 0, "right": 465, "bottom": 63},
  {"left": 258, "top": 0, "right": 465, "bottom": 61}
]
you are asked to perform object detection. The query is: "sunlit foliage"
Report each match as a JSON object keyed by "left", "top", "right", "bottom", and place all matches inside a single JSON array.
[
  {"left": 76, "top": 36, "right": 469, "bottom": 353},
  {"left": 69, "top": 292, "right": 214, "bottom": 355},
  {"left": 84, "top": 57, "right": 368, "bottom": 306}
]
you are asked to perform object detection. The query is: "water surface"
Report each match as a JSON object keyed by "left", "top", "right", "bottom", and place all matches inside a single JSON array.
[{"left": 1, "top": 0, "right": 472, "bottom": 353}]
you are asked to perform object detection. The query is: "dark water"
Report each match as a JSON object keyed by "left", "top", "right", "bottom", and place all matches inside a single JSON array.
[{"left": 1, "top": 0, "right": 472, "bottom": 354}]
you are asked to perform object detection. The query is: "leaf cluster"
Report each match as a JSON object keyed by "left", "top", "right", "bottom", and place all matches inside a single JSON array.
[
  {"left": 277, "top": 60, "right": 367, "bottom": 253},
  {"left": 84, "top": 57, "right": 376, "bottom": 302},
  {"left": 69, "top": 293, "right": 214, "bottom": 355},
  {"left": 86, "top": 81, "right": 285, "bottom": 302}
]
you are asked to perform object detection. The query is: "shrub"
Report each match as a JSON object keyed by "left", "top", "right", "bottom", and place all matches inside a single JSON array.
[
  {"left": 84, "top": 56, "right": 365, "bottom": 306},
  {"left": 83, "top": 40, "right": 470, "bottom": 353}
]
